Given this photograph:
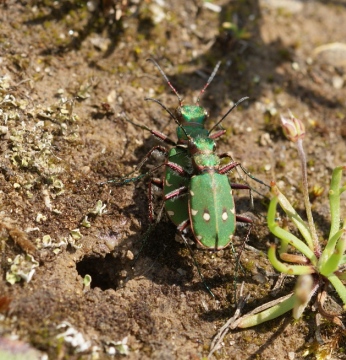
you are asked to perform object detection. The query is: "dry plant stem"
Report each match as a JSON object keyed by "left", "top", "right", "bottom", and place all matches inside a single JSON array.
[
  {"left": 316, "top": 288, "right": 345, "bottom": 328},
  {"left": 296, "top": 139, "right": 320, "bottom": 254},
  {"left": 208, "top": 283, "right": 248, "bottom": 359}
]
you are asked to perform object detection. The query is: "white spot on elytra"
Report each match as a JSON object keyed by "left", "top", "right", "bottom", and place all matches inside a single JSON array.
[
  {"left": 203, "top": 211, "right": 211, "bottom": 222},
  {"left": 197, "top": 235, "right": 202, "bottom": 240},
  {"left": 167, "top": 210, "right": 175, "bottom": 216},
  {"left": 166, "top": 179, "right": 172, "bottom": 187},
  {"left": 222, "top": 211, "right": 228, "bottom": 221},
  {"left": 230, "top": 207, "right": 235, "bottom": 214},
  {"left": 191, "top": 209, "right": 198, "bottom": 216},
  {"left": 190, "top": 190, "right": 195, "bottom": 196}
]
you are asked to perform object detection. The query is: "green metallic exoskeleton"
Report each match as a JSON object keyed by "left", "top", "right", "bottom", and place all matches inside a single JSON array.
[
  {"left": 163, "top": 146, "right": 191, "bottom": 228},
  {"left": 187, "top": 136, "right": 238, "bottom": 249},
  {"left": 163, "top": 135, "right": 241, "bottom": 250},
  {"left": 189, "top": 172, "right": 235, "bottom": 249}
]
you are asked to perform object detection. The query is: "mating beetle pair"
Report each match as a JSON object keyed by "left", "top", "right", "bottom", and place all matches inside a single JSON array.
[{"left": 114, "top": 59, "right": 253, "bottom": 252}]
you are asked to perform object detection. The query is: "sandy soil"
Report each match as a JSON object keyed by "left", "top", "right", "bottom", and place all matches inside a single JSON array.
[{"left": 1, "top": 1, "right": 346, "bottom": 359}]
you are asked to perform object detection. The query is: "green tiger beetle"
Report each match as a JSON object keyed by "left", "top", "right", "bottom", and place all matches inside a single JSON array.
[
  {"left": 104, "top": 59, "right": 267, "bottom": 295},
  {"left": 135, "top": 59, "right": 256, "bottom": 249},
  {"left": 162, "top": 135, "right": 254, "bottom": 250},
  {"left": 106, "top": 58, "right": 233, "bottom": 230}
]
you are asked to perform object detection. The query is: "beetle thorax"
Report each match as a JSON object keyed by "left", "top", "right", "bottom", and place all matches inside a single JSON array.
[
  {"left": 189, "top": 137, "right": 220, "bottom": 172},
  {"left": 192, "top": 154, "right": 220, "bottom": 172},
  {"left": 176, "top": 105, "right": 210, "bottom": 142},
  {"left": 176, "top": 105, "right": 208, "bottom": 124}
]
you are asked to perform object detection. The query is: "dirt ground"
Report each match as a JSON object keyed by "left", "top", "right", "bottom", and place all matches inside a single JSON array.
[{"left": 1, "top": 0, "right": 346, "bottom": 359}]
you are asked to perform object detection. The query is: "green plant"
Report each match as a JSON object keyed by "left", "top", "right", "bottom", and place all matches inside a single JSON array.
[
  {"left": 209, "top": 114, "right": 345, "bottom": 357},
  {"left": 238, "top": 115, "right": 346, "bottom": 328}
]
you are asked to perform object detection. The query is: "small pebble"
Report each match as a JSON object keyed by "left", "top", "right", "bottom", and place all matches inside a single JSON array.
[
  {"left": 0, "top": 126, "right": 8, "bottom": 134},
  {"left": 332, "top": 75, "right": 344, "bottom": 89},
  {"left": 288, "top": 351, "right": 295, "bottom": 360},
  {"left": 126, "top": 250, "right": 134, "bottom": 260},
  {"left": 260, "top": 132, "right": 273, "bottom": 147},
  {"left": 253, "top": 273, "right": 266, "bottom": 284},
  {"left": 292, "top": 62, "right": 300, "bottom": 71}
]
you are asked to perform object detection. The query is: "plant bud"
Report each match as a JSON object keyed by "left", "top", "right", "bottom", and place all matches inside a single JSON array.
[{"left": 280, "top": 114, "right": 305, "bottom": 142}]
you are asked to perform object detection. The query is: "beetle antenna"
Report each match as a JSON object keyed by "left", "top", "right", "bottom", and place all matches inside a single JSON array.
[
  {"left": 208, "top": 96, "right": 249, "bottom": 135},
  {"left": 196, "top": 61, "right": 221, "bottom": 105},
  {"left": 147, "top": 58, "right": 183, "bottom": 106},
  {"left": 145, "top": 97, "right": 177, "bottom": 120},
  {"left": 121, "top": 111, "right": 154, "bottom": 133},
  {"left": 145, "top": 97, "right": 189, "bottom": 140}
]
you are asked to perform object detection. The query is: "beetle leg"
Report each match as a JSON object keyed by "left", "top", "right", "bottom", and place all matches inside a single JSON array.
[
  {"left": 209, "top": 129, "right": 226, "bottom": 140},
  {"left": 231, "top": 182, "right": 253, "bottom": 209},
  {"left": 218, "top": 151, "right": 234, "bottom": 160},
  {"left": 219, "top": 161, "right": 240, "bottom": 175},
  {"left": 230, "top": 183, "right": 250, "bottom": 190},
  {"left": 176, "top": 218, "right": 190, "bottom": 233},
  {"left": 166, "top": 161, "right": 190, "bottom": 177},
  {"left": 164, "top": 185, "right": 188, "bottom": 200},
  {"left": 150, "top": 129, "right": 176, "bottom": 146},
  {"left": 151, "top": 177, "right": 163, "bottom": 189},
  {"left": 135, "top": 145, "right": 168, "bottom": 173},
  {"left": 178, "top": 231, "right": 215, "bottom": 298},
  {"left": 102, "top": 145, "right": 169, "bottom": 185},
  {"left": 148, "top": 178, "right": 164, "bottom": 223},
  {"left": 236, "top": 215, "right": 253, "bottom": 224},
  {"left": 122, "top": 112, "right": 177, "bottom": 146}
]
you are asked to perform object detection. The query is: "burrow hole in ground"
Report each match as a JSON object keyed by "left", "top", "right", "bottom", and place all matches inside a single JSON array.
[{"left": 76, "top": 253, "right": 124, "bottom": 290}]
